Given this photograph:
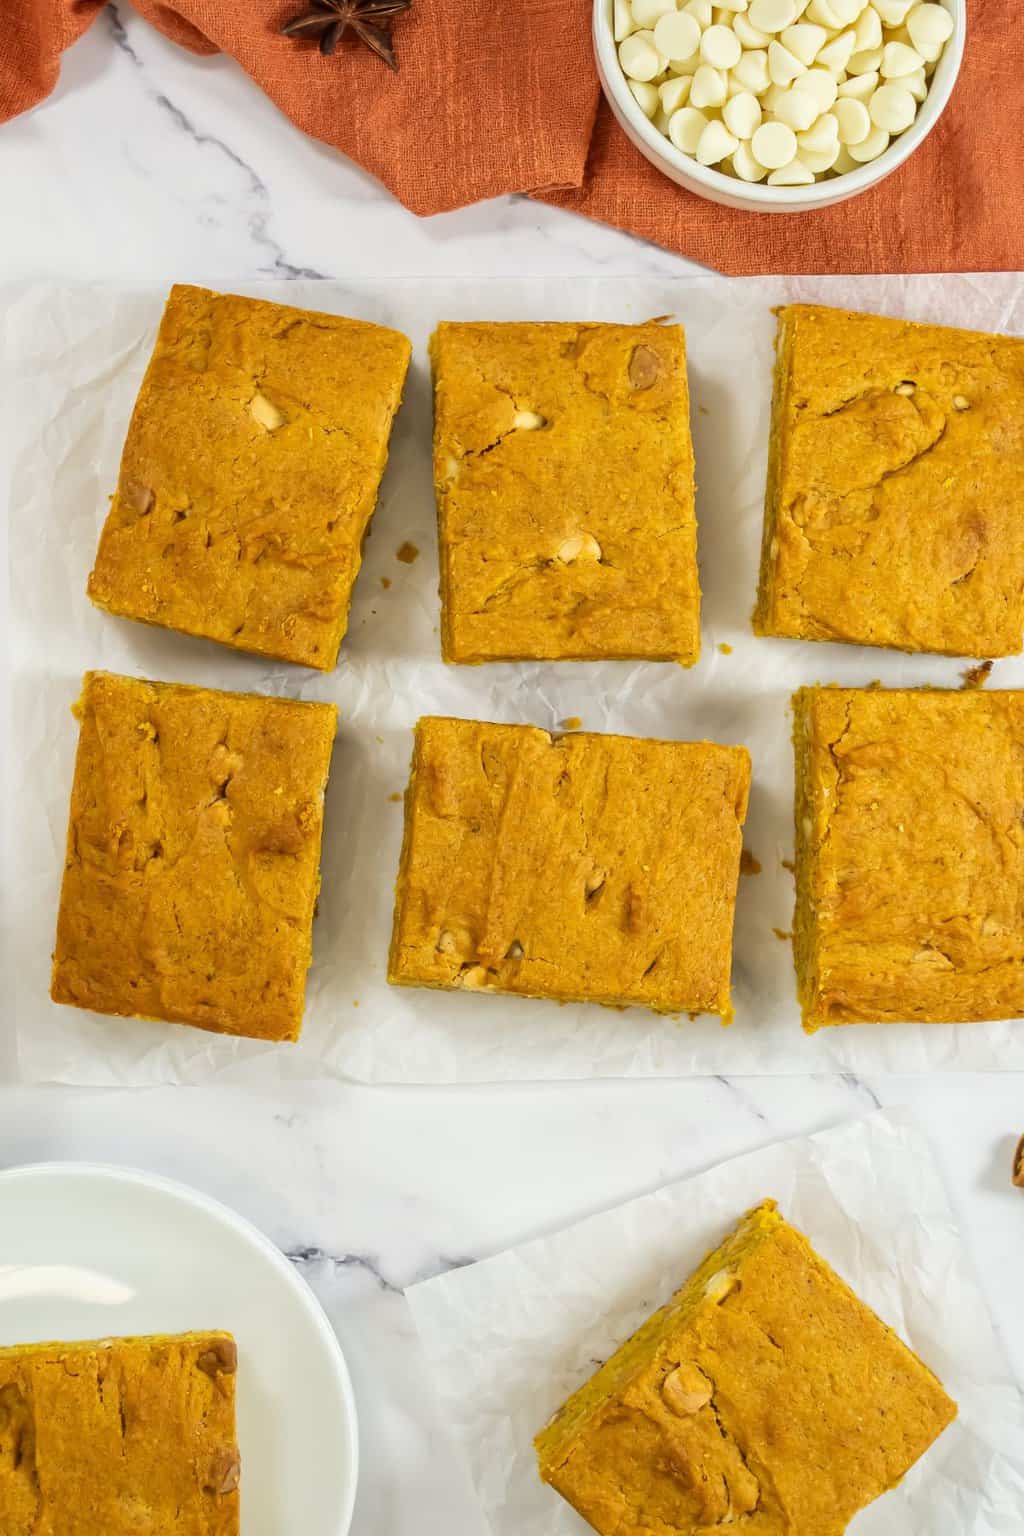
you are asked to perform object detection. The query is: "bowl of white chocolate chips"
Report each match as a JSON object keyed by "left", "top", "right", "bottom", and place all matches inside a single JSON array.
[{"left": 593, "top": 0, "right": 964, "bottom": 212}]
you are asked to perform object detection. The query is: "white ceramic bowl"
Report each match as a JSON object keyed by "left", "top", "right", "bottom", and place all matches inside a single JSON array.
[{"left": 593, "top": 0, "right": 965, "bottom": 213}]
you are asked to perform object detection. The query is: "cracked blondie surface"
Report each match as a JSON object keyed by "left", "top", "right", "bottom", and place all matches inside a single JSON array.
[
  {"left": 88, "top": 285, "right": 411, "bottom": 670},
  {"left": 51, "top": 671, "right": 336, "bottom": 1040},
  {"left": 754, "top": 304, "right": 1024, "bottom": 657},
  {"left": 535, "top": 1201, "right": 955, "bottom": 1536},
  {"left": 387, "top": 717, "right": 749, "bottom": 1016},
  {"left": 0, "top": 1332, "right": 239, "bottom": 1535},
  {"left": 430, "top": 321, "right": 699, "bottom": 663},
  {"left": 793, "top": 686, "right": 1024, "bottom": 1030}
]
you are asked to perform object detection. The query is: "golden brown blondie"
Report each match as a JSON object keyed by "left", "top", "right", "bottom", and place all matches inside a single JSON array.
[
  {"left": 51, "top": 671, "right": 336, "bottom": 1041},
  {"left": 0, "top": 1332, "right": 239, "bottom": 1535},
  {"left": 388, "top": 717, "right": 749, "bottom": 1016},
  {"left": 88, "top": 284, "right": 411, "bottom": 670},
  {"left": 793, "top": 686, "right": 1024, "bottom": 1030},
  {"left": 535, "top": 1201, "right": 956, "bottom": 1536},
  {"left": 754, "top": 304, "right": 1024, "bottom": 657},
  {"left": 431, "top": 321, "right": 699, "bottom": 663}
]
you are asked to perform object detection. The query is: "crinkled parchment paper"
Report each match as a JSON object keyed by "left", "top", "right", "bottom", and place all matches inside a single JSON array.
[
  {"left": 6, "top": 276, "right": 1024, "bottom": 1084},
  {"left": 406, "top": 1110, "right": 1024, "bottom": 1535}
]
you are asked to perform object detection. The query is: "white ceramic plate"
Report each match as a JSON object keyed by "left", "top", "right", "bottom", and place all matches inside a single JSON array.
[{"left": 0, "top": 1162, "right": 358, "bottom": 1536}]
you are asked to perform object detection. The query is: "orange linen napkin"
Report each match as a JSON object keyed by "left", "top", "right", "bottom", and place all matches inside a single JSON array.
[{"left": 3, "top": 0, "right": 1022, "bottom": 274}]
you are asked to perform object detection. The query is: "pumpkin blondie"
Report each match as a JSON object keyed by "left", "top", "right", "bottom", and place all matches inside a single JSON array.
[
  {"left": 88, "top": 284, "right": 411, "bottom": 669},
  {"left": 51, "top": 671, "right": 336, "bottom": 1041},
  {"left": 431, "top": 321, "right": 699, "bottom": 663},
  {"left": 388, "top": 717, "right": 749, "bottom": 1016},
  {"left": 793, "top": 685, "right": 1024, "bottom": 1030},
  {"left": 535, "top": 1201, "right": 956, "bottom": 1536},
  {"left": 0, "top": 1332, "right": 239, "bottom": 1535},
  {"left": 754, "top": 304, "right": 1024, "bottom": 657}
]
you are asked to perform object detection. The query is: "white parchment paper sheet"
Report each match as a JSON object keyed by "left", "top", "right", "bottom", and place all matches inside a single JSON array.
[
  {"left": 406, "top": 1110, "right": 1024, "bottom": 1536},
  {"left": 6, "top": 276, "right": 1024, "bottom": 1085}
]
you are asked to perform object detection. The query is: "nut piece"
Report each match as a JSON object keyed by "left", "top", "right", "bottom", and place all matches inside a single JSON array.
[
  {"left": 629, "top": 344, "right": 663, "bottom": 390},
  {"left": 196, "top": 1338, "right": 238, "bottom": 1379},
  {"left": 661, "top": 1362, "right": 713, "bottom": 1416},
  {"left": 250, "top": 392, "right": 285, "bottom": 431},
  {"left": 505, "top": 939, "right": 525, "bottom": 960},
  {"left": 556, "top": 533, "right": 603, "bottom": 564},
  {"left": 204, "top": 1447, "right": 241, "bottom": 1496},
  {"left": 1013, "top": 1134, "right": 1024, "bottom": 1189},
  {"left": 513, "top": 410, "right": 547, "bottom": 431}
]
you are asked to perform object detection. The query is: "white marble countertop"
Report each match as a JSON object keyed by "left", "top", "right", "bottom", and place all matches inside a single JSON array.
[{"left": 2, "top": 7, "right": 1022, "bottom": 1533}]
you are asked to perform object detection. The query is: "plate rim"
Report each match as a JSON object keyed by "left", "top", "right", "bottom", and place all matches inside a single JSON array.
[{"left": 0, "top": 1158, "right": 360, "bottom": 1536}]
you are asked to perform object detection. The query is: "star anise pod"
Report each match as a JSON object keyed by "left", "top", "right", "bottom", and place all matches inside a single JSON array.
[{"left": 281, "top": 0, "right": 412, "bottom": 72}]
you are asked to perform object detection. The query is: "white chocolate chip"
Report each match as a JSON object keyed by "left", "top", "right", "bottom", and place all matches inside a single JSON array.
[
  {"left": 683, "top": 0, "right": 714, "bottom": 24},
  {"left": 556, "top": 533, "right": 603, "bottom": 563},
  {"left": 795, "top": 65, "right": 838, "bottom": 111},
  {"left": 513, "top": 410, "right": 547, "bottom": 430},
  {"left": 669, "top": 105, "right": 710, "bottom": 151},
  {"left": 619, "top": 30, "right": 664, "bottom": 81},
  {"left": 767, "top": 155, "right": 816, "bottom": 184},
  {"left": 732, "top": 139, "right": 769, "bottom": 179},
  {"left": 904, "top": 66, "right": 928, "bottom": 101},
  {"left": 732, "top": 47, "right": 771, "bottom": 92},
  {"left": 668, "top": 49, "right": 703, "bottom": 76},
  {"left": 881, "top": 40, "right": 925, "bottom": 77},
  {"left": 873, "top": 0, "right": 915, "bottom": 22},
  {"left": 831, "top": 143, "right": 860, "bottom": 174},
  {"left": 747, "top": 0, "right": 798, "bottom": 33},
  {"left": 772, "top": 86, "right": 819, "bottom": 130},
  {"left": 953, "top": 395, "right": 970, "bottom": 411},
  {"left": 696, "top": 118, "right": 740, "bottom": 163},
  {"left": 723, "top": 88, "right": 763, "bottom": 137},
  {"left": 690, "top": 63, "right": 729, "bottom": 106},
  {"left": 799, "top": 141, "right": 842, "bottom": 172},
  {"left": 701, "top": 21, "right": 743, "bottom": 66},
  {"left": 752, "top": 119, "right": 798, "bottom": 167},
  {"left": 848, "top": 45, "right": 883, "bottom": 73},
  {"left": 653, "top": 8, "right": 703, "bottom": 60},
  {"left": 853, "top": 3, "right": 882, "bottom": 50},
  {"left": 660, "top": 75, "right": 693, "bottom": 112},
  {"left": 781, "top": 22, "right": 827, "bottom": 65},
  {"left": 830, "top": 0, "right": 867, "bottom": 23},
  {"left": 459, "top": 965, "right": 492, "bottom": 990},
  {"left": 870, "top": 80, "right": 916, "bottom": 132},
  {"left": 834, "top": 94, "right": 871, "bottom": 142},
  {"left": 250, "top": 393, "right": 284, "bottom": 430},
  {"left": 907, "top": 2, "right": 954, "bottom": 51},
  {"left": 704, "top": 1269, "right": 741, "bottom": 1302},
  {"left": 613, "top": 0, "right": 636, "bottom": 43},
  {"left": 804, "top": 0, "right": 843, "bottom": 25},
  {"left": 733, "top": 11, "right": 771, "bottom": 46},
  {"left": 798, "top": 110, "right": 839, "bottom": 152},
  {"left": 629, "top": 79, "right": 661, "bottom": 116},
  {"left": 848, "top": 123, "right": 890, "bottom": 160},
  {"left": 631, "top": 0, "right": 676, "bottom": 25},
  {"left": 837, "top": 68, "right": 880, "bottom": 99},
  {"left": 768, "top": 38, "right": 806, "bottom": 84}
]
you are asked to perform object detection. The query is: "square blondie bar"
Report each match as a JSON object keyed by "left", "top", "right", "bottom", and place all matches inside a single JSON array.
[
  {"left": 88, "top": 284, "right": 411, "bottom": 670},
  {"left": 793, "top": 686, "right": 1024, "bottom": 1030},
  {"left": 535, "top": 1201, "right": 955, "bottom": 1536},
  {"left": 754, "top": 304, "right": 1024, "bottom": 657},
  {"left": 431, "top": 321, "right": 699, "bottom": 663},
  {"left": 0, "top": 1332, "right": 239, "bottom": 1535},
  {"left": 388, "top": 717, "right": 749, "bottom": 1016},
  {"left": 51, "top": 671, "right": 336, "bottom": 1041}
]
